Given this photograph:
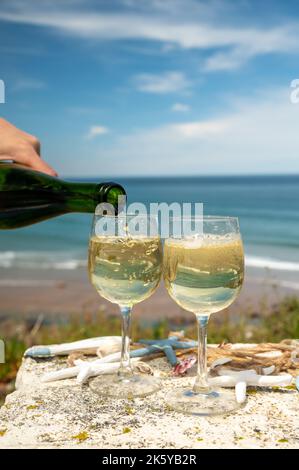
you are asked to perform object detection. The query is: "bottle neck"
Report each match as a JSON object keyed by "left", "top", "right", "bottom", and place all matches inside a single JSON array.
[
  {"left": 64, "top": 181, "right": 125, "bottom": 213},
  {"left": 64, "top": 182, "right": 101, "bottom": 213}
]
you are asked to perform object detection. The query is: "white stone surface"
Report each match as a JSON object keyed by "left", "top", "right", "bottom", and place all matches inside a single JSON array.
[{"left": 0, "top": 356, "right": 298, "bottom": 449}]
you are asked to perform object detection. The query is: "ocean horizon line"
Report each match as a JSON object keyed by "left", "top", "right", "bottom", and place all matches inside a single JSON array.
[{"left": 65, "top": 173, "right": 299, "bottom": 182}]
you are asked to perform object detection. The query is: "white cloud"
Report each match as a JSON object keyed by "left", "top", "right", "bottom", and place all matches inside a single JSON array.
[
  {"left": 203, "top": 48, "right": 247, "bottom": 72},
  {"left": 171, "top": 102, "right": 190, "bottom": 112},
  {"left": 93, "top": 87, "right": 299, "bottom": 176},
  {"left": 173, "top": 119, "right": 230, "bottom": 137},
  {"left": 12, "top": 78, "right": 46, "bottom": 91},
  {"left": 135, "top": 72, "right": 190, "bottom": 94},
  {"left": 0, "top": 2, "right": 298, "bottom": 71},
  {"left": 86, "top": 125, "right": 109, "bottom": 139}
]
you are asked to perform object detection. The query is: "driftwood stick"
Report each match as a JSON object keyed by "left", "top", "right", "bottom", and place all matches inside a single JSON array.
[{"left": 175, "top": 341, "right": 299, "bottom": 376}]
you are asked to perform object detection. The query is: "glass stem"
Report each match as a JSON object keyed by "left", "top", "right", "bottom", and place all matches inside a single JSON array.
[
  {"left": 118, "top": 306, "right": 133, "bottom": 379},
  {"left": 193, "top": 315, "right": 210, "bottom": 393}
]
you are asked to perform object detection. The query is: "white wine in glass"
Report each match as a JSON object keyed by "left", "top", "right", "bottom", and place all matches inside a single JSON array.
[
  {"left": 163, "top": 216, "right": 244, "bottom": 415},
  {"left": 88, "top": 214, "right": 162, "bottom": 398},
  {"left": 89, "top": 236, "right": 162, "bottom": 306}
]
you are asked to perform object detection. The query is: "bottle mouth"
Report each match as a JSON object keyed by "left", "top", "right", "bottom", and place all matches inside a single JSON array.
[{"left": 97, "top": 182, "right": 126, "bottom": 212}]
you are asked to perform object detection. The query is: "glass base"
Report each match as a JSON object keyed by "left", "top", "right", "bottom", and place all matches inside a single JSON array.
[
  {"left": 89, "top": 373, "right": 161, "bottom": 399},
  {"left": 166, "top": 387, "right": 243, "bottom": 416}
]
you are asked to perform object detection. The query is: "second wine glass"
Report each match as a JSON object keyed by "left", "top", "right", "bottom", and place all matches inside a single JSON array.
[
  {"left": 88, "top": 213, "right": 162, "bottom": 398},
  {"left": 163, "top": 216, "right": 244, "bottom": 415}
]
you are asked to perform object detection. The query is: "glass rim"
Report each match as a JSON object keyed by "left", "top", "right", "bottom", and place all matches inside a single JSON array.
[
  {"left": 94, "top": 214, "right": 238, "bottom": 220},
  {"left": 169, "top": 215, "right": 239, "bottom": 222},
  {"left": 94, "top": 213, "right": 157, "bottom": 219}
]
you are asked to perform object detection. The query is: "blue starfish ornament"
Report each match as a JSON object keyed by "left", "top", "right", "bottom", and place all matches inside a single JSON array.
[{"left": 131, "top": 336, "right": 197, "bottom": 366}]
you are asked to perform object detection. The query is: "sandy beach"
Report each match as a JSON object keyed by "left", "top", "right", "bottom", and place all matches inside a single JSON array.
[{"left": 0, "top": 265, "right": 296, "bottom": 325}]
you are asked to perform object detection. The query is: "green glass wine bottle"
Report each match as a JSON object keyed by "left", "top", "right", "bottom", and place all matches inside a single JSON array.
[{"left": 0, "top": 163, "right": 126, "bottom": 229}]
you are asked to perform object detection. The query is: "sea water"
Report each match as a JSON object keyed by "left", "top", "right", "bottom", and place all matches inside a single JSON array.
[{"left": 0, "top": 174, "right": 298, "bottom": 288}]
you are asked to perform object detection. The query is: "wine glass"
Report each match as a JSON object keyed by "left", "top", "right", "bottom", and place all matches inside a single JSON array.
[
  {"left": 163, "top": 216, "right": 244, "bottom": 415},
  {"left": 88, "top": 213, "right": 162, "bottom": 398}
]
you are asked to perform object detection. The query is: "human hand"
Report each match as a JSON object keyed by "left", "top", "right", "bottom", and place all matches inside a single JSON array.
[{"left": 0, "top": 118, "right": 57, "bottom": 176}]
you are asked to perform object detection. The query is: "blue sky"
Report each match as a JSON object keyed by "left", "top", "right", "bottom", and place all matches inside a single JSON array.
[{"left": 0, "top": 0, "right": 299, "bottom": 177}]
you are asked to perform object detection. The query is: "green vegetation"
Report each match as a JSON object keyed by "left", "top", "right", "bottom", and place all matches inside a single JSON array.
[{"left": 1, "top": 296, "right": 299, "bottom": 405}]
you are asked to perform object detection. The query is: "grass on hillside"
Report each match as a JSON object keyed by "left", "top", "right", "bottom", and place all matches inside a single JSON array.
[{"left": 1, "top": 296, "right": 299, "bottom": 405}]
